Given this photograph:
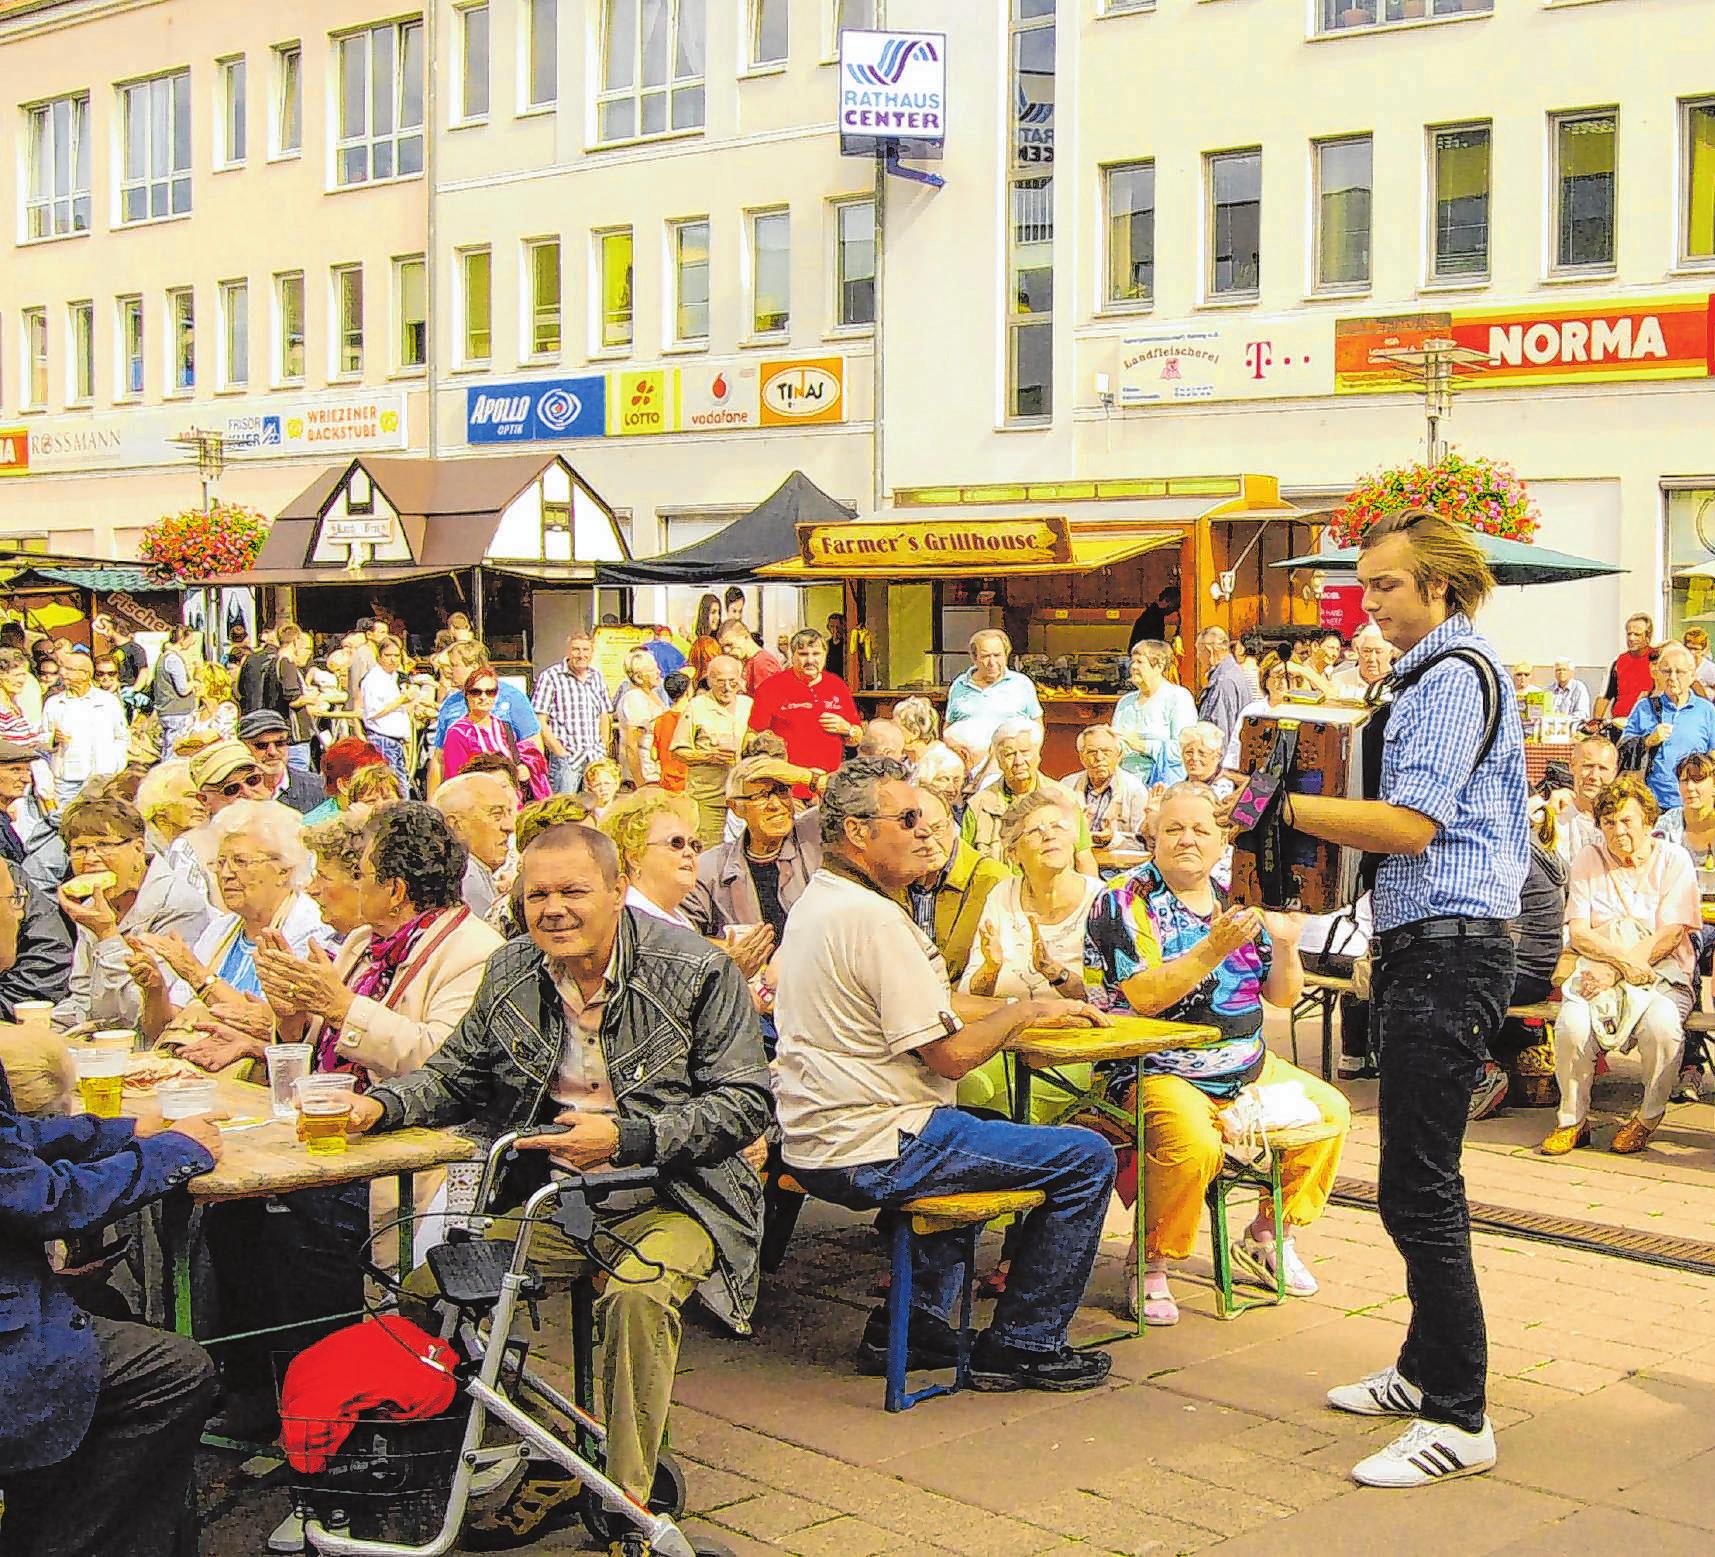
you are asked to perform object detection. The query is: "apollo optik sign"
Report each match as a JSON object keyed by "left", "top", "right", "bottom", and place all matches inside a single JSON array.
[{"left": 838, "top": 30, "right": 946, "bottom": 156}]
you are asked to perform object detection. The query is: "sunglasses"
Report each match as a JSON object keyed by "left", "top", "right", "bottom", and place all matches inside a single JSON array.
[
  {"left": 249, "top": 736, "right": 288, "bottom": 750},
  {"left": 648, "top": 833, "right": 704, "bottom": 855},
  {"left": 863, "top": 808, "right": 924, "bottom": 831},
  {"left": 207, "top": 772, "right": 262, "bottom": 798},
  {"left": 468, "top": 686, "right": 499, "bottom": 699},
  {"left": 741, "top": 786, "right": 793, "bottom": 807}
]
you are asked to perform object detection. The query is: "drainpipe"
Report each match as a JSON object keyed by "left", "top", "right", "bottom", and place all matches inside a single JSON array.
[{"left": 425, "top": 0, "right": 440, "bottom": 463}]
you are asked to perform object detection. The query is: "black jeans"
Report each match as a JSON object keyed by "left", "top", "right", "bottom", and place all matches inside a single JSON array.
[
  {"left": 1372, "top": 925, "right": 1515, "bottom": 1434},
  {"left": 1, "top": 1317, "right": 219, "bottom": 1557}
]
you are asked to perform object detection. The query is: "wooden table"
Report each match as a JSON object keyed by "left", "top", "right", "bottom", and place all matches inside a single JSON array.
[
  {"left": 1093, "top": 847, "right": 1149, "bottom": 875},
  {"left": 1006, "top": 1015, "right": 1221, "bottom": 1341}
]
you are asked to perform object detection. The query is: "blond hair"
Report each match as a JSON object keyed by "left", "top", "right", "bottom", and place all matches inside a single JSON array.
[
  {"left": 599, "top": 788, "right": 698, "bottom": 878},
  {"left": 1359, "top": 508, "right": 1495, "bottom": 621}
]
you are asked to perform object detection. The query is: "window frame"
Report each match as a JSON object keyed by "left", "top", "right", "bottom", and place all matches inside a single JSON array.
[
  {"left": 331, "top": 264, "right": 364, "bottom": 379},
  {"left": 394, "top": 255, "right": 428, "bottom": 372},
  {"left": 1205, "top": 146, "right": 1262, "bottom": 301},
  {"left": 67, "top": 300, "right": 94, "bottom": 405},
  {"left": 749, "top": 0, "right": 788, "bottom": 70},
  {"left": 1312, "top": 134, "right": 1374, "bottom": 294},
  {"left": 524, "top": 0, "right": 558, "bottom": 111},
  {"left": 116, "top": 295, "right": 144, "bottom": 400},
  {"left": 216, "top": 54, "right": 247, "bottom": 168},
  {"left": 1317, "top": 0, "right": 1491, "bottom": 34},
  {"left": 669, "top": 217, "right": 711, "bottom": 346},
  {"left": 166, "top": 287, "right": 195, "bottom": 395},
  {"left": 457, "top": 3, "right": 490, "bottom": 123},
  {"left": 524, "top": 237, "right": 562, "bottom": 358},
  {"left": 595, "top": 0, "right": 707, "bottom": 147},
  {"left": 1548, "top": 109, "right": 1618, "bottom": 275},
  {"left": 832, "top": 196, "right": 875, "bottom": 330},
  {"left": 459, "top": 246, "right": 493, "bottom": 366},
  {"left": 595, "top": 227, "right": 635, "bottom": 353},
  {"left": 23, "top": 92, "right": 92, "bottom": 242},
  {"left": 332, "top": 19, "right": 426, "bottom": 189},
  {"left": 747, "top": 207, "right": 791, "bottom": 338},
  {"left": 1102, "top": 159, "right": 1156, "bottom": 310},
  {"left": 23, "top": 308, "right": 48, "bottom": 409},
  {"left": 1682, "top": 96, "right": 1715, "bottom": 269},
  {"left": 117, "top": 69, "right": 192, "bottom": 226},
  {"left": 272, "top": 42, "right": 302, "bottom": 159},
  {"left": 218, "top": 278, "right": 249, "bottom": 389},
  {"left": 274, "top": 270, "right": 306, "bottom": 386},
  {"left": 1427, "top": 120, "right": 1493, "bottom": 284}
]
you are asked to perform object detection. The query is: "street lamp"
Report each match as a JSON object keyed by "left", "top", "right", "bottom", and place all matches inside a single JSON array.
[
  {"left": 167, "top": 427, "right": 227, "bottom": 511},
  {"left": 1367, "top": 337, "right": 1489, "bottom": 463}
]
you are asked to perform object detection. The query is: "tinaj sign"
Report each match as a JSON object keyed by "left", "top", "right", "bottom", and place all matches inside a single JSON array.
[{"left": 839, "top": 30, "right": 946, "bottom": 157}]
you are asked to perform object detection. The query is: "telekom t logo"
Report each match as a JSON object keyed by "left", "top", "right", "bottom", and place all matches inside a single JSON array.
[{"left": 1244, "top": 341, "right": 1273, "bottom": 380}]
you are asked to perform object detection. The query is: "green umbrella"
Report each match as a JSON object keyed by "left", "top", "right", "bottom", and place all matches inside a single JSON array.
[{"left": 1272, "top": 532, "right": 1623, "bottom": 587}]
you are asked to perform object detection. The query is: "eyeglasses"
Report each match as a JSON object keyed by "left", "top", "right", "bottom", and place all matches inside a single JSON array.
[
  {"left": 468, "top": 686, "right": 498, "bottom": 700},
  {"left": 647, "top": 833, "right": 703, "bottom": 855},
  {"left": 69, "top": 837, "right": 133, "bottom": 858},
  {"left": 207, "top": 771, "right": 263, "bottom": 798},
  {"left": 862, "top": 808, "right": 924, "bottom": 832},
  {"left": 214, "top": 851, "right": 282, "bottom": 875},
  {"left": 741, "top": 786, "right": 793, "bottom": 808},
  {"left": 1015, "top": 818, "right": 1073, "bottom": 848}
]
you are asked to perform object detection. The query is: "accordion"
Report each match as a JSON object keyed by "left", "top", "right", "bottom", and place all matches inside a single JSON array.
[{"left": 1227, "top": 703, "right": 1376, "bottom": 914}]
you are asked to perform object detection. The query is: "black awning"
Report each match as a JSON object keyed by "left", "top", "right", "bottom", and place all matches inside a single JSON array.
[{"left": 596, "top": 471, "right": 854, "bottom": 586}]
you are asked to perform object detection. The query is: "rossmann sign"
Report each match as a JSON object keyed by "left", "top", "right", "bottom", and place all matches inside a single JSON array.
[
  {"left": 839, "top": 30, "right": 946, "bottom": 149},
  {"left": 1336, "top": 294, "right": 1715, "bottom": 392}
]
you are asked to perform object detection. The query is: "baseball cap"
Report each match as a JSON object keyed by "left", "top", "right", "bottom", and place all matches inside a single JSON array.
[
  {"left": 0, "top": 739, "right": 39, "bottom": 764},
  {"left": 190, "top": 740, "right": 261, "bottom": 790},
  {"left": 236, "top": 710, "right": 290, "bottom": 741}
]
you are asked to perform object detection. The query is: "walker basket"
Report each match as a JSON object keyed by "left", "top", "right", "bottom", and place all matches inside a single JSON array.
[{"left": 285, "top": 1407, "right": 466, "bottom": 1545}]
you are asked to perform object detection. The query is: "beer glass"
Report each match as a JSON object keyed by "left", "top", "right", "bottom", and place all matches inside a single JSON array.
[
  {"left": 75, "top": 1046, "right": 126, "bottom": 1119},
  {"left": 266, "top": 1044, "right": 313, "bottom": 1121},
  {"left": 293, "top": 1073, "right": 356, "bottom": 1156}
]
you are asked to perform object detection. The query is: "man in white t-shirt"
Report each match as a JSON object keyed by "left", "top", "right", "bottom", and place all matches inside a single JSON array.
[{"left": 773, "top": 756, "right": 1118, "bottom": 1392}]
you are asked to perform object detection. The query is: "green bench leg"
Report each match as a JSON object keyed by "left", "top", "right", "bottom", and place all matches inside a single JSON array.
[{"left": 1206, "top": 1157, "right": 1287, "bottom": 1320}]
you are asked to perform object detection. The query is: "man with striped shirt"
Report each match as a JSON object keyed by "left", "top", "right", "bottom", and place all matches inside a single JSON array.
[
  {"left": 1223, "top": 510, "right": 1527, "bottom": 1490},
  {"left": 531, "top": 630, "right": 612, "bottom": 795}
]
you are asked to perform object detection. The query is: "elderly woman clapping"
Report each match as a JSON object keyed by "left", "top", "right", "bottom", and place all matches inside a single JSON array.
[
  {"left": 258, "top": 802, "right": 504, "bottom": 1085},
  {"left": 1086, "top": 782, "right": 1350, "bottom": 1325},
  {"left": 1542, "top": 773, "right": 1699, "bottom": 1157},
  {"left": 128, "top": 799, "right": 332, "bottom": 1064}
]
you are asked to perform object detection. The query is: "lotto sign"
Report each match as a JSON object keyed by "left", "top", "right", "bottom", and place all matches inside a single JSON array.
[
  {"left": 839, "top": 30, "right": 946, "bottom": 156},
  {"left": 609, "top": 371, "right": 677, "bottom": 436},
  {"left": 0, "top": 427, "right": 28, "bottom": 476},
  {"left": 760, "top": 358, "right": 844, "bottom": 426},
  {"left": 466, "top": 376, "right": 606, "bottom": 443}
]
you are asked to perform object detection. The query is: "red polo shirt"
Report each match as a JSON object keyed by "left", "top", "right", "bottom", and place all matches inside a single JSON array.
[
  {"left": 748, "top": 667, "right": 859, "bottom": 777},
  {"left": 1604, "top": 648, "right": 1654, "bottom": 719},
  {"left": 743, "top": 647, "right": 784, "bottom": 696}
]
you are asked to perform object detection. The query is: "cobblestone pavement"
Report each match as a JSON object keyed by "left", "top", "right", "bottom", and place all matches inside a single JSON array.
[{"left": 199, "top": 1027, "right": 1715, "bottom": 1554}]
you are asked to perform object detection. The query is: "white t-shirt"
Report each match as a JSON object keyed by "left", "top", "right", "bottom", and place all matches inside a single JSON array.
[
  {"left": 958, "top": 874, "right": 1102, "bottom": 1000},
  {"left": 360, "top": 666, "right": 411, "bottom": 739},
  {"left": 773, "top": 870, "right": 960, "bottom": 1170}
]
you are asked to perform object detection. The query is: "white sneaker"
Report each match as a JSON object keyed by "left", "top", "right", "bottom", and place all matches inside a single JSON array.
[
  {"left": 1233, "top": 1234, "right": 1319, "bottom": 1297},
  {"left": 1351, "top": 1417, "right": 1496, "bottom": 1488},
  {"left": 1326, "top": 1365, "right": 1424, "bottom": 1417}
]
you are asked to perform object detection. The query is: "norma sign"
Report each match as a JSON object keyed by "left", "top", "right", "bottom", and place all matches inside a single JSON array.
[
  {"left": 0, "top": 427, "right": 28, "bottom": 477},
  {"left": 799, "top": 516, "right": 1072, "bottom": 571},
  {"left": 838, "top": 30, "right": 946, "bottom": 157}
]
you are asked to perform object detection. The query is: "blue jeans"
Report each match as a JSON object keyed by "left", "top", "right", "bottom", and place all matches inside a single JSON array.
[
  {"left": 370, "top": 732, "right": 409, "bottom": 794},
  {"left": 547, "top": 753, "right": 586, "bottom": 796},
  {"left": 791, "top": 1107, "right": 1115, "bottom": 1353},
  {"left": 286, "top": 741, "right": 312, "bottom": 772},
  {"left": 158, "top": 713, "right": 191, "bottom": 760}
]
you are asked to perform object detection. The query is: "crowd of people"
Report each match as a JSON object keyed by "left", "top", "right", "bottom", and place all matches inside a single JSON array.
[{"left": 6, "top": 559, "right": 1712, "bottom": 1553}]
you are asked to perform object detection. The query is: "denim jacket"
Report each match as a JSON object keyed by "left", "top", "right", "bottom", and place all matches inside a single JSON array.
[{"left": 367, "top": 909, "right": 772, "bottom": 1333}]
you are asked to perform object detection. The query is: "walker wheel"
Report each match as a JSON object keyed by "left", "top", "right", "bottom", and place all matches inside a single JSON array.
[{"left": 580, "top": 1451, "right": 688, "bottom": 1540}]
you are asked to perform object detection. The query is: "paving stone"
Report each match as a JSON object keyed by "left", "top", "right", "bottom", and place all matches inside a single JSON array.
[
  {"left": 1488, "top": 1503, "right": 1715, "bottom": 1554},
  {"left": 1514, "top": 1358, "right": 1628, "bottom": 1394},
  {"left": 1597, "top": 1446, "right": 1715, "bottom": 1531},
  {"left": 781, "top": 1514, "right": 914, "bottom": 1556},
  {"left": 713, "top": 1492, "right": 844, "bottom": 1542},
  {"left": 1098, "top": 1462, "right": 1297, "bottom": 1536},
  {"left": 1007, "top": 1488, "right": 1220, "bottom": 1556}
]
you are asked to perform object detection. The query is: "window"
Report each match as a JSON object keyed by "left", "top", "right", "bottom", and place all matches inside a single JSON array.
[
  {"left": 218, "top": 56, "right": 247, "bottom": 165},
  {"left": 749, "top": 210, "right": 789, "bottom": 334},
  {"left": 461, "top": 248, "right": 492, "bottom": 363},
  {"left": 672, "top": 219, "right": 710, "bottom": 342},
  {"left": 459, "top": 4, "right": 489, "bottom": 120},
  {"left": 24, "top": 94, "right": 91, "bottom": 239},
  {"left": 598, "top": 0, "right": 706, "bottom": 143},
  {"left": 1430, "top": 123, "right": 1491, "bottom": 280},
  {"left": 167, "top": 288, "right": 194, "bottom": 392},
  {"left": 526, "top": 239, "right": 561, "bottom": 355},
  {"left": 276, "top": 271, "right": 305, "bottom": 382},
  {"left": 118, "top": 296, "right": 143, "bottom": 397},
  {"left": 1008, "top": 0, "right": 1055, "bottom": 420},
  {"left": 1104, "top": 161, "right": 1154, "bottom": 306},
  {"left": 1207, "top": 148, "right": 1261, "bottom": 297},
  {"left": 274, "top": 43, "right": 302, "bottom": 155},
  {"left": 1552, "top": 111, "right": 1616, "bottom": 272},
  {"left": 119, "top": 71, "right": 191, "bottom": 223},
  {"left": 1687, "top": 99, "right": 1715, "bottom": 265},
  {"left": 68, "top": 301, "right": 93, "bottom": 403},
  {"left": 219, "top": 279, "right": 248, "bottom": 387},
  {"left": 333, "top": 265, "right": 363, "bottom": 375},
  {"left": 1320, "top": 0, "right": 1490, "bottom": 32},
  {"left": 750, "top": 0, "right": 786, "bottom": 66},
  {"left": 396, "top": 256, "right": 427, "bottom": 368},
  {"left": 23, "top": 309, "right": 47, "bottom": 408},
  {"left": 1314, "top": 135, "right": 1373, "bottom": 290},
  {"left": 835, "top": 198, "right": 875, "bottom": 327},
  {"left": 837, "top": 0, "right": 876, "bottom": 31},
  {"left": 335, "top": 19, "right": 425, "bottom": 186},
  {"left": 526, "top": 0, "right": 558, "bottom": 107},
  {"left": 598, "top": 228, "right": 634, "bottom": 349}
]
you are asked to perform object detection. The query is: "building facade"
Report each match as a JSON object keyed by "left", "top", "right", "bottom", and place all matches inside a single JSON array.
[{"left": 2, "top": 0, "right": 1713, "bottom": 667}]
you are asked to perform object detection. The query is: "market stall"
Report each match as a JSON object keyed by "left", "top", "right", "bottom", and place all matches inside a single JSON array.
[
  {"left": 759, "top": 475, "right": 1317, "bottom": 774},
  {"left": 0, "top": 559, "right": 183, "bottom": 648}
]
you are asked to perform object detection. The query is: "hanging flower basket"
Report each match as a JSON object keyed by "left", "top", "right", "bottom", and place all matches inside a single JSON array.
[
  {"left": 139, "top": 502, "right": 271, "bottom": 582},
  {"left": 1328, "top": 452, "right": 1541, "bottom": 548}
]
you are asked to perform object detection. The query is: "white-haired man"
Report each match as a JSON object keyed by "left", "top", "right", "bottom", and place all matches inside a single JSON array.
[
  {"left": 960, "top": 719, "right": 1098, "bottom": 875},
  {"left": 1548, "top": 659, "right": 1592, "bottom": 723},
  {"left": 1333, "top": 625, "right": 1396, "bottom": 697},
  {"left": 1065, "top": 725, "right": 1148, "bottom": 847},
  {"left": 945, "top": 630, "right": 1042, "bottom": 744},
  {"left": 433, "top": 771, "right": 517, "bottom": 918},
  {"left": 1195, "top": 627, "right": 1249, "bottom": 740}
]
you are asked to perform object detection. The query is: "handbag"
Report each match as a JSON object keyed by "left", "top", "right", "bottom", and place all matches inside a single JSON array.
[{"left": 1616, "top": 697, "right": 1659, "bottom": 776}]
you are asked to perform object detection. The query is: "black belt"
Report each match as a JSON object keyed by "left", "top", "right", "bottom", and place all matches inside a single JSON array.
[{"left": 1374, "top": 916, "right": 1511, "bottom": 954}]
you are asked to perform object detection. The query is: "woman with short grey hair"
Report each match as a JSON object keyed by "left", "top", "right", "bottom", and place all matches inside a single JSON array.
[{"left": 616, "top": 646, "right": 666, "bottom": 787}]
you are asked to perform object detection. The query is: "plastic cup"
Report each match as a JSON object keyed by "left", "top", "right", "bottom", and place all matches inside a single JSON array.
[
  {"left": 266, "top": 1044, "right": 313, "bottom": 1121},
  {"left": 293, "top": 1073, "right": 357, "bottom": 1155},
  {"left": 93, "top": 1028, "right": 141, "bottom": 1054},
  {"left": 158, "top": 1077, "right": 219, "bottom": 1122},
  {"left": 13, "top": 1000, "right": 54, "bottom": 1032},
  {"left": 75, "top": 1045, "right": 127, "bottom": 1119}
]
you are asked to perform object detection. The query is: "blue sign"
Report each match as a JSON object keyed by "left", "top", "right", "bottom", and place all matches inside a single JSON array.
[{"left": 466, "top": 376, "right": 606, "bottom": 443}]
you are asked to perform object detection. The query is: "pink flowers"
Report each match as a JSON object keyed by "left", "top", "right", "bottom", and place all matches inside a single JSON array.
[
  {"left": 1329, "top": 453, "right": 1540, "bottom": 548},
  {"left": 140, "top": 503, "right": 270, "bottom": 581}
]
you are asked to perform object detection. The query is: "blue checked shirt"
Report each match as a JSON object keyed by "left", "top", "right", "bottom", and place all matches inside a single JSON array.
[
  {"left": 531, "top": 660, "right": 612, "bottom": 763},
  {"left": 1374, "top": 615, "right": 1528, "bottom": 932}
]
